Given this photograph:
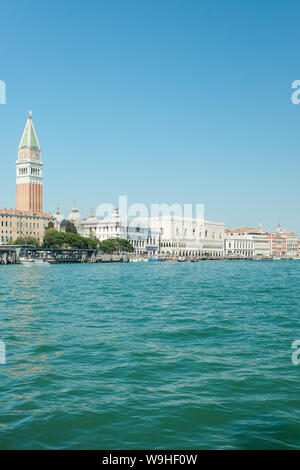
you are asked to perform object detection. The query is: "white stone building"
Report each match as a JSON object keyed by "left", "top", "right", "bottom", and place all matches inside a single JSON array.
[
  {"left": 148, "top": 216, "right": 225, "bottom": 257},
  {"left": 79, "top": 209, "right": 158, "bottom": 255},
  {"left": 79, "top": 209, "right": 225, "bottom": 258},
  {"left": 225, "top": 229, "right": 255, "bottom": 258},
  {"left": 224, "top": 226, "right": 270, "bottom": 258}
]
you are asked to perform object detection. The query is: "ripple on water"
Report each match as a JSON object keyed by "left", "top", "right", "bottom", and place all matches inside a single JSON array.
[{"left": 0, "top": 262, "right": 300, "bottom": 449}]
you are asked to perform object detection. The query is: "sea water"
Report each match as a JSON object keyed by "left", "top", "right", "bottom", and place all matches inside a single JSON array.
[{"left": 0, "top": 261, "right": 300, "bottom": 449}]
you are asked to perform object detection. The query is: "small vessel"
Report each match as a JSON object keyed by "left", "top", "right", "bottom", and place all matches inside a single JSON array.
[
  {"left": 20, "top": 257, "right": 35, "bottom": 265},
  {"left": 129, "top": 258, "right": 149, "bottom": 263},
  {"left": 149, "top": 258, "right": 165, "bottom": 262}
]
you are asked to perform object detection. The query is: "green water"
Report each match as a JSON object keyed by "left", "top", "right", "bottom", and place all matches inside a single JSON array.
[{"left": 0, "top": 261, "right": 300, "bottom": 449}]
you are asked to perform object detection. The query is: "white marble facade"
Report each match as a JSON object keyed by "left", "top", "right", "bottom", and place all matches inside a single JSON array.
[{"left": 79, "top": 209, "right": 225, "bottom": 257}]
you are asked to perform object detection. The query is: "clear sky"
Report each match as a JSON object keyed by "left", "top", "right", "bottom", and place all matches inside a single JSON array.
[{"left": 0, "top": 0, "right": 299, "bottom": 234}]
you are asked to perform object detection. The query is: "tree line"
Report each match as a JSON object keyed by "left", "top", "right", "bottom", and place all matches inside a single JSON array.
[{"left": 11, "top": 221, "right": 135, "bottom": 254}]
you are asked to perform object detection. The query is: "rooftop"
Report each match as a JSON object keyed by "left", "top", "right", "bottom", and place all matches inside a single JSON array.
[{"left": 0, "top": 208, "right": 53, "bottom": 219}]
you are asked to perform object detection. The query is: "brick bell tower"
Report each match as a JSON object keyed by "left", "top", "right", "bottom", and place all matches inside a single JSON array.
[{"left": 16, "top": 111, "right": 43, "bottom": 213}]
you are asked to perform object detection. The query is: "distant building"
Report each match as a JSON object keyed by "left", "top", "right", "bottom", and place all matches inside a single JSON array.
[
  {"left": 0, "top": 112, "right": 53, "bottom": 245},
  {"left": 67, "top": 202, "right": 82, "bottom": 229},
  {"left": 79, "top": 208, "right": 158, "bottom": 255},
  {"left": 79, "top": 209, "right": 225, "bottom": 257},
  {"left": 225, "top": 229, "right": 254, "bottom": 258},
  {"left": 148, "top": 216, "right": 224, "bottom": 257},
  {"left": 272, "top": 224, "right": 298, "bottom": 258},
  {"left": 236, "top": 227, "right": 270, "bottom": 257},
  {"left": 0, "top": 208, "right": 52, "bottom": 245},
  {"left": 226, "top": 224, "right": 299, "bottom": 259},
  {"left": 224, "top": 227, "right": 270, "bottom": 257},
  {"left": 53, "top": 205, "right": 65, "bottom": 230},
  {"left": 267, "top": 232, "right": 286, "bottom": 257},
  {"left": 284, "top": 233, "right": 298, "bottom": 258}
]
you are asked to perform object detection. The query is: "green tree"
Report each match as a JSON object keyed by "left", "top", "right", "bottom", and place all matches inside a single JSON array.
[
  {"left": 43, "top": 229, "right": 98, "bottom": 250},
  {"left": 46, "top": 221, "right": 55, "bottom": 230},
  {"left": 13, "top": 237, "right": 26, "bottom": 245},
  {"left": 89, "top": 228, "right": 97, "bottom": 239},
  {"left": 114, "top": 238, "right": 135, "bottom": 253},
  {"left": 64, "top": 232, "right": 85, "bottom": 249},
  {"left": 98, "top": 238, "right": 135, "bottom": 254},
  {"left": 98, "top": 239, "right": 116, "bottom": 254},
  {"left": 43, "top": 229, "right": 66, "bottom": 248},
  {"left": 86, "top": 237, "right": 98, "bottom": 250},
  {"left": 13, "top": 236, "right": 40, "bottom": 247},
  {"left": 65, "top": 221, "right": 77, "bottom": 233}
]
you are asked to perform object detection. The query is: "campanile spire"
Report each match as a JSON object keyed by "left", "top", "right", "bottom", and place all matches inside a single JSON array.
[{"left": 16, "top": 112, "right": 43, "bottom": 213}]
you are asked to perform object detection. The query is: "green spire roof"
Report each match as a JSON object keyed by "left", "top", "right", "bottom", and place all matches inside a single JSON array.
[{"left": 19, "top": 111, "right": 40, "bottom": 150}]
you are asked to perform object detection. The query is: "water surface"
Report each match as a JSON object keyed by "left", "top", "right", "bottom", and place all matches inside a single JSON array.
[{"left": 0, "top": 261, "right": 300, "bottom": 449}]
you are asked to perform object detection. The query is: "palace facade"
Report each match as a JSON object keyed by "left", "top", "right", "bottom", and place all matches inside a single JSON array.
[
  {"left": 224, "top": 229, "right": 255, "bottom": 258},
  {"left": 78, "top": 208, "right": 225, "bottom": 257}
]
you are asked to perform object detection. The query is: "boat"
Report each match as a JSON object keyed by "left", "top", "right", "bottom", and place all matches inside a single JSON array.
[
  {"left": 149, "top": 258, "right": 165, "bottom": 262},
  {"left": 129, "top": 258, "right": 149, "bottom": 263},
  {"left": 20, "top": 257, "right": 35, "bottom": 265}
]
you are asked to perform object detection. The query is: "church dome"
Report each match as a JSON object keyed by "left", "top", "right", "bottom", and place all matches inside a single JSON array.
[{"left": 67, "top": 202, "right": 82, "bottom": 227}]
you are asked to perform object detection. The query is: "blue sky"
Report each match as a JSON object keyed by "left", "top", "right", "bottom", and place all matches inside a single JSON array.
[{"left": 0, "top": 0, "right": 300, "bottom": 234}]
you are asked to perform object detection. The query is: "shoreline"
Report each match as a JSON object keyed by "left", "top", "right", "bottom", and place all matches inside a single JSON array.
[{"left": 1, "top": 258, "right": 299, "bottom": 266}]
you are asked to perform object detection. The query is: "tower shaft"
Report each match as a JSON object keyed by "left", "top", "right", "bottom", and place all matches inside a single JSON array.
[{"left": 16, "top": 112, "right": 43, "bottom": 213}]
